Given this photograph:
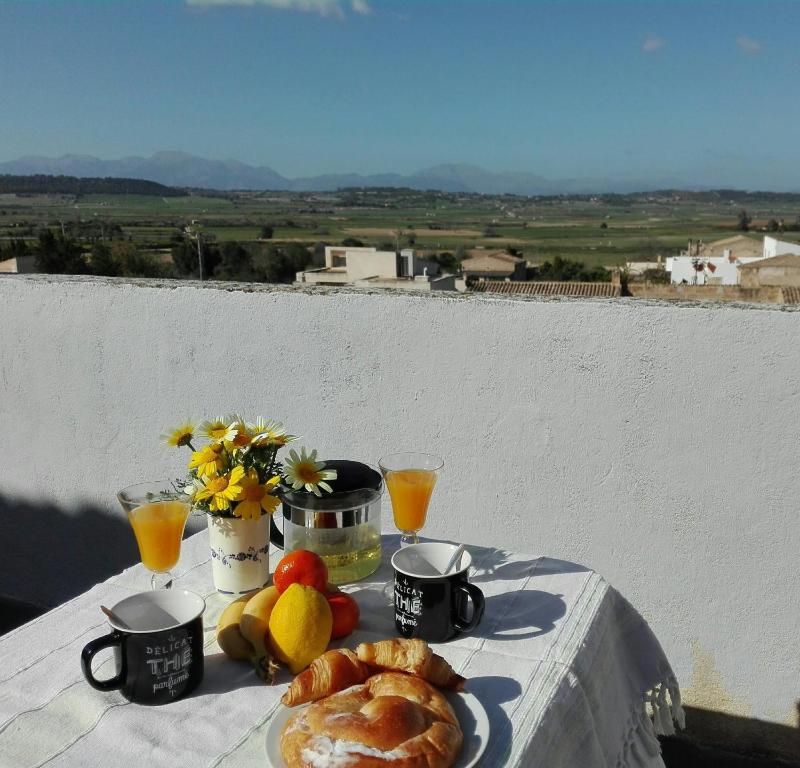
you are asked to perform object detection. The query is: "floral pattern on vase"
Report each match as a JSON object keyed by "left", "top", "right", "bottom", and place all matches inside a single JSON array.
[{"left": 207, "top": 514, "right": 270, "bottom": 594}]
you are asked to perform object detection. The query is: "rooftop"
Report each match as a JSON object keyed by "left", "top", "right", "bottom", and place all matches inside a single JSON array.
[
  {"left": 782, "top": 286, "right": 800, "bottom": 304},
  {"left": 473, "top": 279, "right": 621, "bottom": 297},
  {"left": 738, "top": 253, "right": 800, "bottom": 270}
]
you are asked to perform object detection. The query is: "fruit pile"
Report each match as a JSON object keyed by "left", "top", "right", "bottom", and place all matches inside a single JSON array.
[{"left": 216, "top": 550, "right": 360, "bottom": 680}]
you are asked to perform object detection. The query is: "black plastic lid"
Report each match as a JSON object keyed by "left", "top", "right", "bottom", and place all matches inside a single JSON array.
[
  {"left": 281, "top": 460, "right": 382, "bottom": 511},
  {"left": 323, "top": 460, "right": 382, "bottom": 495}
]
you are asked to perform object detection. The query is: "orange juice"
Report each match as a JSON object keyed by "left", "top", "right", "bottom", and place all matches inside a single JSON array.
[
  {"left": 385, "top": 469, "right": 437, "bottom": 532},
  {"left": 128, "top": 501, "right": 190, "bottom": 572}
]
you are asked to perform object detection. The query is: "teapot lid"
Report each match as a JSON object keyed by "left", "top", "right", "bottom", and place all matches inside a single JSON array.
[
  {"left": 281, "top": 459, "right": 382, "bottom": 512},
  {"left": 322, "top": 460, "right": 382, "bottom": 495}
]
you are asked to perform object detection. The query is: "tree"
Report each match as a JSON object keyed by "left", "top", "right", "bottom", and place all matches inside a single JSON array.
[
  {"left": 429, "top": 251, "right": 460, "bottom": 274},
  {"left": 600, "top": 222, "right": 608, "bottom": 229},
  {"left": 766, "top": 218, "right": 780, "bottom": 232},
  {"left": 313, "top": 241, "right": 327, "bottom": 266},
  {"left": 171, "top": 236, "right": 220, "bottom": 279},
  {"left": 640, "top": 267, "right": 670, "bottom": 285},
  {"left": 214, "top": 241, "right": 256, "bottom": 281},
  {"left": 1, "top": 238, "right": 29, "bottom": 261},
  {"left": 90, "top": 242, "right": 121, "bottom": 276},
  {"left": 341, "top": 237, "right": 364, "bottom": 247},
  {"left": 738, "top": 209, "right": 751, "bottom": 231},
  {"left": 252, "top": 243, "right": 313, "bottom": 283},
  {"left": 535, "top": 256, "right": 610, "bottom": 282},
  {"left": 114, "top": 242, "right": 164, "bottom": 278},
  {"left": 259, "top": 225, "right": 274, "bottom": 240},
  {"left": 34, "top": 230, "right": 88, "bottom": 274}
]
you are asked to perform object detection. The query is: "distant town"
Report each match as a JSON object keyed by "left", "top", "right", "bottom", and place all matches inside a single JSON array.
[{"left": 2, "top": 175, "right": 800, "bottom": 304}]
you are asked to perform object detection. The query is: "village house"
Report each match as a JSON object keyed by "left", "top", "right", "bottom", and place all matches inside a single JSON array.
[
  {"left": 460, "top": 250, "right": 527, "bottom": 282},
  {"left": 295, "top": 246, "right": 456, "bottom": 292},
  {"left": 666, "top": 235, "right": 764, "bottom": 285}
]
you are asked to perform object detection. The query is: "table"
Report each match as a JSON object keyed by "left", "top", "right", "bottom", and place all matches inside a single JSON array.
[{"left": 0, "top": 532, "right": 683, "bottom": 768}]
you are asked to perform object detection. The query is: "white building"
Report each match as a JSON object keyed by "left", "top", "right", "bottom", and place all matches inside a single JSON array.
[
  {"left": 295, "top": 246, "right": 456, "bottom": 292},
  {"left": 762, "top": 235, "right": 800, "bottom": 260},
  {"left": 667, "top": 235, "right": 765, "bottom": 285}
]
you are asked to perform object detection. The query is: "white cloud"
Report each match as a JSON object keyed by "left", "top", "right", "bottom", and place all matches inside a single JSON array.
[
  {"left": 185, "top": 0, "right": 345, "bottom": 18},
  {"left": 642, "top": 35, "right": 665, "bottom": 53},
  {"left": 736, "top": 35, "right": 761, "bottom": 55},
  {"left": 351, "top": 0, "right": 371, "bottom": 15}
]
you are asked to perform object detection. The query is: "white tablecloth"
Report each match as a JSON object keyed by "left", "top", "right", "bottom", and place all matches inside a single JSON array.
[{"left": 0, "top": 532, "right": 683, "bottom": 768}]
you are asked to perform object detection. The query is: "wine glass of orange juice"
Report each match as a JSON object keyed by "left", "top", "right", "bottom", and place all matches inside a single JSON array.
[
  {"left": 379, "top": 453, "right": 443, "bottom": 547},
  {"left": 117, "top": 482, "right": 191, "bottom": 590}
]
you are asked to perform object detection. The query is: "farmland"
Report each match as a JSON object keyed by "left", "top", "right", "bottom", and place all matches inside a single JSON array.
[{"left": 2, "top": 187, "right": 800, "bottom": 269}]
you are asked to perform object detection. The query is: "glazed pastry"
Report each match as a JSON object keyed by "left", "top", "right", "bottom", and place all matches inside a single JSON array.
[
  {"left": 281, "top": 649, "right": 373, "bottom": 707},
  {"left": 356, "top": 639, "right": 465, "bottom": 691},
  {"left": 280, "top": 672, "right": 462, "bottom": 768}
]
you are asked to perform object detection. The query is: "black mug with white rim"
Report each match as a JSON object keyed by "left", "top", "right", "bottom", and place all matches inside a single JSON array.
[
  {"left": 392, "top": 542, "right": 485, "bottom": 643},
  {"left": 81, "top": 589, "right": 205, "bottom": 705}
]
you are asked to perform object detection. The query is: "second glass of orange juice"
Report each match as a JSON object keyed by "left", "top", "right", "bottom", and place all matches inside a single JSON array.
[
  {"left": 379, "top": 453, "right": 443, "bottom": 547},
  {"left": 117, "top": 482, "right": 191, "bottom": 589}
]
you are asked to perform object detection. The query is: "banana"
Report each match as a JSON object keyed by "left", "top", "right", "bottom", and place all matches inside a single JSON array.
[
  {"left": 240, "top": 585, "right": 281, "bottom": 682},
  {"left": 216, "top": 592, "right": 257, "bottom": 661}
]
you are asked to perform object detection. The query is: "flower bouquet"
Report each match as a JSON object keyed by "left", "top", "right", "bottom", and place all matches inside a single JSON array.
[{"left": 163, "top": 416, "right": 336, "bottom": 593}]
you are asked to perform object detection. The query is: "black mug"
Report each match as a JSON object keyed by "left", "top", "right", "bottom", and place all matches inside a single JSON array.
[
  {"left": 392, "top": 542, "right": 485, "bottom": 642},
  {"left": 81, "top": 589, "right": 205, "bottom": 705}
]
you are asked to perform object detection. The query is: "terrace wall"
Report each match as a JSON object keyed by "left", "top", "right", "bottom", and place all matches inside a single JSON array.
[{"left": 1, "top": 275, "right": 799, "bottom": 727}]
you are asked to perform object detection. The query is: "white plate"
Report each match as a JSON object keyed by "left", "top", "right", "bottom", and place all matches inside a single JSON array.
[{"left": 265, "top": 689, "right": 489, "bottom": 768}]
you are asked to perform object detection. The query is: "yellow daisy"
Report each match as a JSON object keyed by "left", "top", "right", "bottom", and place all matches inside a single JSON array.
[
  {"left": 199, "top": 417, "right": 238, "bottom": 443},
  {"left": 252, "top": 419, "right": 296, "bottom": 447},
  {"left": 194, "top": 466, "right": 245, "bottom": 512},
  {"left": 227, "top": 416, "right": 256, "bottom": 449},
  {"left": 283, "top": 448, "right": 337, "bottom": 497},
  {"left": 161, "top": 421, "right": 196, "bottom": 448},
  {"left": 234, "top": 471, "right": 281, "bottom": 520},
  {"left": 187, "top": 442, "right": 226, "bottom": 477}
]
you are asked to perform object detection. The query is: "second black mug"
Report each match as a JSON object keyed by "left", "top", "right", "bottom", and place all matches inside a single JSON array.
[{"left": 392, "top": 542, "right": 485, "bottom": 642}]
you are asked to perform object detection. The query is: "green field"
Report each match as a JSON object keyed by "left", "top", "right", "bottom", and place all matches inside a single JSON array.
[{"left": 2, "top": 188, "right": 799, "bottom": 269}]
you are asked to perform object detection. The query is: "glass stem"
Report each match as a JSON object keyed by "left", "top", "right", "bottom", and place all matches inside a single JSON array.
[
  {"left": 150, "top": 571, "right": 173, "bottom": 590},
  {"left": 399, "top": 531, "right": 418, "bottom": 548}
]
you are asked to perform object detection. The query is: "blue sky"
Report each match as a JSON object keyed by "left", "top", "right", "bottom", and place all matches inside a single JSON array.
[{"left": 1, "top": 0, "right": 799, "bottom": 188}]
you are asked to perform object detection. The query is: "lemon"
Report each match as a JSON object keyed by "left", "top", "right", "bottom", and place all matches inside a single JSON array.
[{"left": 268, "top": 583, "right": 333, "bottom": 674}]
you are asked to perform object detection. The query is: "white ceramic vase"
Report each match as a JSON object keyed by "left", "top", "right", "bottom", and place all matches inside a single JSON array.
[{"left": 207, "top": 514, "right": 270, "bottom": 594}]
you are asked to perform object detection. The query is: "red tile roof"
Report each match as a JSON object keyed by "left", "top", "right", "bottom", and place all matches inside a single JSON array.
[
  {"left": 473, "top": 280, "right": 621, "bottom": 298},
  {"left": 781, "top": 286, "right": 800, "bottom": 304}
]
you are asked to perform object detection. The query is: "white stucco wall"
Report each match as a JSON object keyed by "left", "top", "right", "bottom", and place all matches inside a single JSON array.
[
  {"left": 764, "top": 235, "right": 800, "bottom": 259},
  {"left": 669, "top": 256, "right": 764, "bottom": 285},
  {"left": 1, "top": 275, "right": 799, "bottom": 725}
]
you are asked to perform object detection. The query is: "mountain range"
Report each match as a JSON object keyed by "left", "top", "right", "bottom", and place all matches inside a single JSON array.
[{"left": 0, "top": 151, "right": 706, "bottom": 195}]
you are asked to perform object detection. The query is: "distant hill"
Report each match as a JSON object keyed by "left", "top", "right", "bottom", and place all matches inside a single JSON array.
[
  {"left": 0, "top": 152, "right": 713, "bottom": 195},
  {"left": 0, "top": 174, "right": 185, "bottom": 196}
]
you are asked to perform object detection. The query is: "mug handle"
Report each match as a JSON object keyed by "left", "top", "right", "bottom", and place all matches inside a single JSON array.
[
  {"left": 453, "top": 583, "right": 485, "bottom": 633},
  {"left": 81, "top": 633, "right": 124, "bottom": 692}
]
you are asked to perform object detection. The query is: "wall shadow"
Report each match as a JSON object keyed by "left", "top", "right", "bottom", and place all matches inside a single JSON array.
[
  {"left": 661, "top": 706, "right": 800, "bottom": 765},
  {"left": 0, "top": 491, "right": 202, "bottom": 610}
]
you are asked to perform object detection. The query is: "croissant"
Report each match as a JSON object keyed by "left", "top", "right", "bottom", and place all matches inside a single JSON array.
[
  {"left": 281, "top": 648, "right": 373, "bottom": 707},
  {"left": 356, "top": 639, "right": 465, "bottom": 691}
]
